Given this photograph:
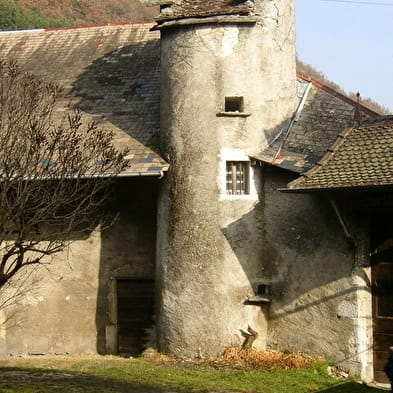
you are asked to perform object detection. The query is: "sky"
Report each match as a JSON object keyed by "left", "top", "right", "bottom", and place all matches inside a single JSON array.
[{"left": 296, "top": 0, "right": 393, "bottom": 112}]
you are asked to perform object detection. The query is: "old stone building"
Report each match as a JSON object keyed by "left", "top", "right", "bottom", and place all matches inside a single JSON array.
[{"left": 0, "top": 0, "right": 389, "bottom": 384}]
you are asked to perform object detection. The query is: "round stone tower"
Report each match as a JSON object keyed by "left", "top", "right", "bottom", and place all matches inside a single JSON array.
[{"left": 155, "top": 0, "right": 297, "bottom": 357}]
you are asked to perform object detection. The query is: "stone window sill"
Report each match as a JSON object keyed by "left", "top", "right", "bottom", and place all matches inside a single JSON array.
[
  {"left": 216, "top": 112, "right": 251, "bottom": 118},
  {"left": 220, "top": 194, "right": 258, "bottom": 201},
  {"left": 244, "top": 295, "right": 272, "bottom": 304}
]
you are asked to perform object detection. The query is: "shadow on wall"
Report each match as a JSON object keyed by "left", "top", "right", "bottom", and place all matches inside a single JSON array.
[
  {"left": 0, "top": 178, "right": 158, "bottom": 357},
  {"left": 221, "top": 166, "right": 361, "bottom": 318},
  {"left": 0, "top": 208, "right": 100, "bottom": 352},
  {"left": 220, "top": 166, "right": 377, "bottom": 376},
  {"left": 96, "top": 177, "right": 158, "bottom": 355},
  {"left": 219, "top": 118, "right": 295, "bottom": 299},
  {"left": 221, "top": 202, "right": 265, "bottom": 295},
  {"left": 70, "top": 40, "right": 161, "bottom": 151},
  {"left": 221, "top": 76, "right": 380, "bottom": 322},
  {"left": 70, "top": 41, "right": 162, "bottom": 355}
]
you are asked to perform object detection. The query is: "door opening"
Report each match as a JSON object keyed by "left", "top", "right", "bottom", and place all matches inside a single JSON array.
[
  {"left": 116, "top": 278, "right": 154, "bottom": 357},
  {"left": 371, "top": 213, "right": 393, "bottom": 383}
]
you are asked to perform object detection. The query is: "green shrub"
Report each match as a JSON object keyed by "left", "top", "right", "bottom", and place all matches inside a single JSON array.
[{"left": 0, "top": 0, "right": 74, "bottom": 30}]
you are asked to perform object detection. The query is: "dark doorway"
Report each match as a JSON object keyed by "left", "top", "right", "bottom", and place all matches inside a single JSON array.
[
  {"left": 371, "top": 212, "right": 393, "bottom": 383},
  {"left": 116, "top": 279, "right": 154, "bottom": 356}
]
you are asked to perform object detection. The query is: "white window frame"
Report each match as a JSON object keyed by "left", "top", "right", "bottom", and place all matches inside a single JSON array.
[
  {"left": 226, "top": 161, "right": 249, "bottom": 195},
  {"left": 218, "top": 148, "right": 258, "bottom": 200}
]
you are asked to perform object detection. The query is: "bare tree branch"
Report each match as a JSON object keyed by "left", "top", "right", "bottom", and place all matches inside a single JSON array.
[{"left": 0, "top": 60, "right": 128, "bottom": 295}]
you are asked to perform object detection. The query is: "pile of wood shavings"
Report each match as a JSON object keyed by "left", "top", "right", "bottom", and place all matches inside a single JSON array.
[
  {"left": 210, "top": 347, "right": 323, "bottom": 370},
  {"left": 142, "top": 347, "right": 323, "bottom": 370}
]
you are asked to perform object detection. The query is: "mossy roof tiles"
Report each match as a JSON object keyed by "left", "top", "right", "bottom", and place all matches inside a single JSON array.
[
  {"left": 0, "top": 23, "right": 168, "bottom": 176},
  {"left": 287, "top": 117, "right": 393, "bottom": 191}
]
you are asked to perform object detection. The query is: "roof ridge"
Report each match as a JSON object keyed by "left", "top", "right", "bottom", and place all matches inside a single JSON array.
[
  {"left": 0, "top": 28, "right": 45, "bottom": 34},
  {"left": 0, "top": 21, "right": 156, "bottom": 34},
  {"left": 360, "top": 114, "right": 393, "bottom": 126},
  {"left": 44, "top": 21, "right": 156, "bottom": 32},
  {"left": 296, "top": 71, "right": 380, "bottom": 117}
]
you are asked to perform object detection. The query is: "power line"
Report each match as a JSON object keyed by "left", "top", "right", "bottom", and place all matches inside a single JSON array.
[{"left": 321, "top": 0, "right": 393, "bottom": 6}]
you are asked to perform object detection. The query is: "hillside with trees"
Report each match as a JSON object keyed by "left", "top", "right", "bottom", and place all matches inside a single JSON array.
[
  {"left": 296, "top": 58, "right": 390, "bottom": 115},
  {"left": 0, "top": 0, "right": 157, "bottom": 29}
]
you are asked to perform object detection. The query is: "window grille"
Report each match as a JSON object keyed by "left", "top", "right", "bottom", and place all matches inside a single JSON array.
[{"left": 226, "top": 161, "right": 249, "bottom": 195}]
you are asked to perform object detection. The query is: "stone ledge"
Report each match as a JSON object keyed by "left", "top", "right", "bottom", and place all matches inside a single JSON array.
[
  {"left": 244, "top": 295, "right": 271, "bottom": 304},
  {"left": 216, "top": 112, "right": 251, "bottom": 118},
  {"left": 152, "top": 15, "right": 259, "bottom": 31}
]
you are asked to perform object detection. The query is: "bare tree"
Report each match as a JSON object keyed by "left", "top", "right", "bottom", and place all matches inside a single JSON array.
[{"left": 0, "top": 60, "right": 128, "bottom": 292}]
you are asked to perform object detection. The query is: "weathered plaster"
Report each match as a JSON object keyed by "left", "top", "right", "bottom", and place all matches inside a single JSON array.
[
  {"left": 0, "top": 178, "right": 158, "bottom": 356},
  {"left": 263, "top": 168, "right": 363, "bottom": 375},
  {"left": 1, "top": 231, "right": 102, "bottom": 355},
  {"left": 157, "top": 0, "right": 296, "bottom": 357}
]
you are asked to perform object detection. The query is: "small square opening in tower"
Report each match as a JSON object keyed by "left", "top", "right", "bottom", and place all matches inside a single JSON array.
[
  {"left": 257, "top": 284, "right": 269, "bottom": 296},
  {"left": 225, "top": 96, "right": 244, "bottom": 113}
]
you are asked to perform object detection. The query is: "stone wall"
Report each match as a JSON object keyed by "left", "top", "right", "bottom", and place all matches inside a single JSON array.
[
  {"left": 263, "top": 167, "right": 365, "bottom": 375},
  {"left": 0, "top": 178, "right": 158, "bottom": 356}
]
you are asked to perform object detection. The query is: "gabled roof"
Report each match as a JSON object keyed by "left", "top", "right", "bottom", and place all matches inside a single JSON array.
[
  {"left": 0, "top": 23, "right": 383, "bottom": 180},
  {"left": 286, "top": 116, "right": 393, "bottom": 192},
  {"left": 254, "top": 73, "right": 380, "bottom": 173},
  {"left": 156, "top": 0, "right": 254, "bottom": 22},
  {"left": 0, "top": 23, "right": 168, "bottom": 177}
]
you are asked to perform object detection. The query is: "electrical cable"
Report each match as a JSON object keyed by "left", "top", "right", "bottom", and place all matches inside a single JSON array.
[{"left": 320, "top": 0, "right": 393, "bottom": 6}]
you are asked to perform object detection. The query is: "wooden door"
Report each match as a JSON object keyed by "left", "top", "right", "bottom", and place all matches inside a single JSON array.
[
  {"left": 116, "top": 279, "right": 154, "bottom": 356},
  {"left": 372, "top": 261, "right": 393, "bottom": 383}
]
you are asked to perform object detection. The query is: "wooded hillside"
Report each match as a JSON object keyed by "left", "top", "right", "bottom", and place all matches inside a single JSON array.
[
  {"left": 0, "top": 0, "right": 157, "bottom": 29},
  {"left": 297, "top": 59, "right": 390, "bottom": 115}
]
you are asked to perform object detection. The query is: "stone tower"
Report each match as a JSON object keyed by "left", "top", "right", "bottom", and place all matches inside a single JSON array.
[{"left": 155, "top": 0, "right": 297, "bottom": 357}]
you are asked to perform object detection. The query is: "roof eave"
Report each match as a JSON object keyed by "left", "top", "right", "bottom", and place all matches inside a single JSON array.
[
  {"left": 250, "top": 155, "right": 312, "bottom": 175},
  {"left": 280, "top": 183, "right": 393, "bottom": 194}
]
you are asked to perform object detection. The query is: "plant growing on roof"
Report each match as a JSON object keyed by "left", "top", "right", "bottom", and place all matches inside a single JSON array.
[{"left": 0, "top": 60, "right": 128, "bottom": 298}]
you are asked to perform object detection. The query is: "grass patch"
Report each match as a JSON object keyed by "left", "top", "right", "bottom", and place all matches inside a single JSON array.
[{"left": 0, "top": 354, "right": 383, "bottom": 393}]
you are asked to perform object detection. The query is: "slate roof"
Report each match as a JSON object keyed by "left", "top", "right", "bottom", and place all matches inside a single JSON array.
[
  {"left": 0, "top": 23, "right": 381, "bottom": 180},
  {"left": 286, "top": 117, "right": 393, "bottom": 192},
  {"left": 0, "top": 23, "right": 168, "bottom": 177},
  {"left": 156, "top": 0, "right": 254, "bottom": 22},
  {"left": 254, "top": 73, "right": 379, "bottom": 173}
]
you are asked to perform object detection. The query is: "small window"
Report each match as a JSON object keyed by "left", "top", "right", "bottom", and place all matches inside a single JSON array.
[
  {"left": 226, "top": 161, "right": 249, "bottom": 195},
  {"left": 257, "top": 284, "right": 269, "bottom": 296},
  {"left": 225, "top": 96, "right": 244, "bottom": 113}
]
